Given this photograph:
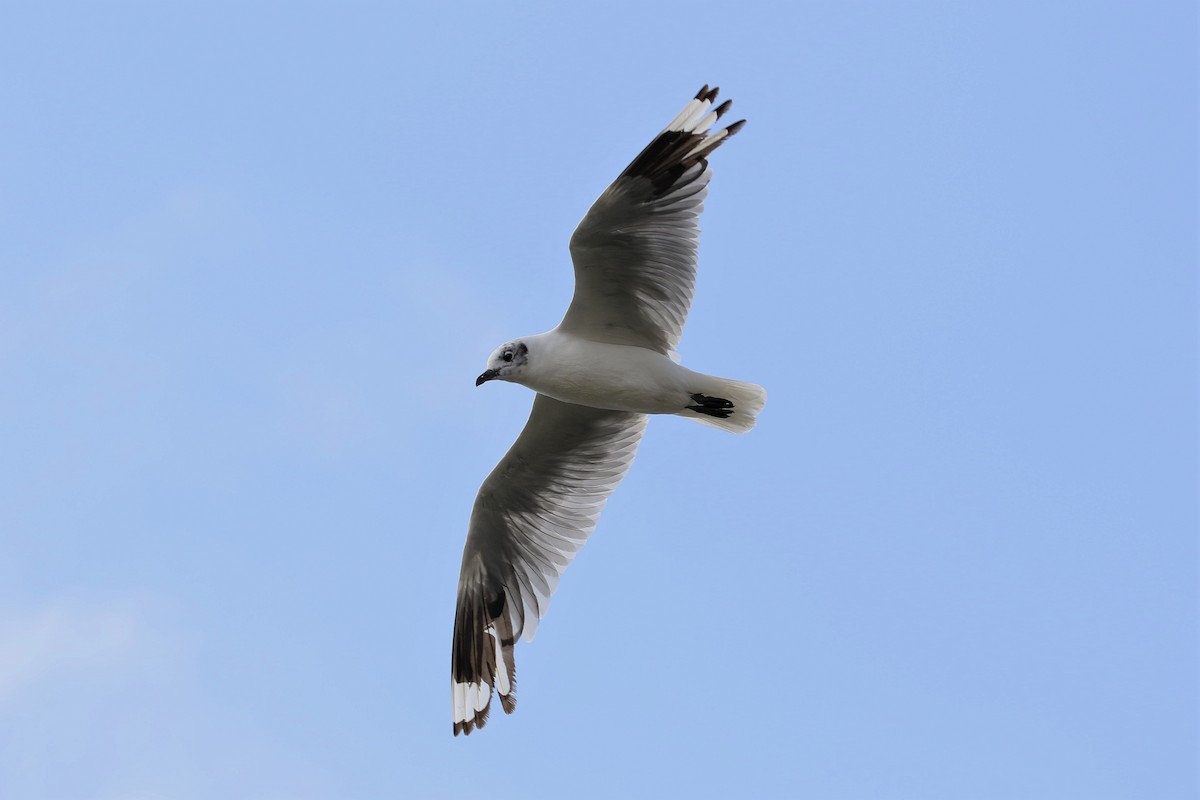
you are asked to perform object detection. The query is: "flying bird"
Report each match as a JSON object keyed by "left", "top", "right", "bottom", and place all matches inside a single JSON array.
[{"left": 452, "top": 85, "right": 765, "bottom": 735}]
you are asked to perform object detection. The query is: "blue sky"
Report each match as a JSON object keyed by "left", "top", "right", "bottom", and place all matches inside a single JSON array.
[{"left": 0, "top": 1, "right": 1195, "bottom": 798}]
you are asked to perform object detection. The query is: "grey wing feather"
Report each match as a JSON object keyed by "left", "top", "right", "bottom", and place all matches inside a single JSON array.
[
  {"left": 451, "top": 394, "right": 646, "bottom": 735},
  {"left": 561, "top": 85, "right": 745, "bottom": 354}
]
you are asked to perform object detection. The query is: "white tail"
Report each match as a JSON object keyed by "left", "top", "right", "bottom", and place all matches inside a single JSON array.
[{"left": 677, "top": 374, "right": 767, "bottom": 433}]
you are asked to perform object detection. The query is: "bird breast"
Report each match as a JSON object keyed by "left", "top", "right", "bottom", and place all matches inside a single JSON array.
[{"left": 525, "top": 334, "right": 688, "bottom": 414}]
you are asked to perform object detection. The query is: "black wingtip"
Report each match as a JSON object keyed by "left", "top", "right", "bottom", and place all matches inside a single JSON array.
[
  {"left": 614, "top": 85, "right": 744, "bottom": 195},
  {"left": 453, "top": 704, "right": 490, "bottom": 737}
]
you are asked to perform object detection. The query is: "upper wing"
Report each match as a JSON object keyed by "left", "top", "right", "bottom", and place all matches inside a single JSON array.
[
  {"left": 451, "top": 394, "right": 647, "bottom": 735},
  {"left": 560, "top": 85, "right": 745, "bottom": 355}
]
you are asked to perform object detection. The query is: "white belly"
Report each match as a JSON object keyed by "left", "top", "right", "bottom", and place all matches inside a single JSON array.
[{"left": 522, "top": 335, "right": 690, "bottom": 414}]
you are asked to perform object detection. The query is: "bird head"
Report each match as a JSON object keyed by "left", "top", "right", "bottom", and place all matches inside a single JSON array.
[{"left": 476, "top": 341, "right": 529, "bottom": 386}]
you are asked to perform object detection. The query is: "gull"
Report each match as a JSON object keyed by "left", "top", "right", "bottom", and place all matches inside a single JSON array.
[{"left": 452, "top": 85, "right": 766, "bottom": 735}]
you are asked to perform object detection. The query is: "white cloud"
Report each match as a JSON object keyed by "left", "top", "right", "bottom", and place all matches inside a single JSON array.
[{"left": 0, "top": 600, "right": 139, "bottom": 703}]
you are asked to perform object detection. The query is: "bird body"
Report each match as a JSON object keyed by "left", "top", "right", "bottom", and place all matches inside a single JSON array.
[
  {"left": 487, "top": 331, "right": 757, "bottom": 421},
  {"left": 452, "top": 85, "right": 764, "bottom": 735}
]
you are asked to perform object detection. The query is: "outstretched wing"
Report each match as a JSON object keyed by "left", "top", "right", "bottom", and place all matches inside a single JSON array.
[
  {"left": 560, "top": 85, "right": 745, "bottom": 355},
  {"left": 452, "top": 394, "right": 646, "bottom": 735}
]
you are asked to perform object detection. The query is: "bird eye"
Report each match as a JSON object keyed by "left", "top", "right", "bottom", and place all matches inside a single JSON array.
[{"left": 501, "top": 351, "right": 514, "bottom": 363}]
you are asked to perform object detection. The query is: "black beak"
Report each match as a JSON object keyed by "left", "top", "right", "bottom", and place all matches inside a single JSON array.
[{"left": 476, "top": 369, "right": 499, "bottom": 387}]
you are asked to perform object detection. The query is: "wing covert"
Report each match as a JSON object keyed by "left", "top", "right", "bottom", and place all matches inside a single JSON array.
[
  {"left": 561, "top": 85, "right": 745, "bottom": 354},
  {"left": 451, "top": 394, "right": 646, "bottom": 735}
]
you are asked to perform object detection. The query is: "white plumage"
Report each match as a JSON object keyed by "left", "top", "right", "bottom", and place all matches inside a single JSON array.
[{"left": 451, "top": 85, "right": 764, "bottom": 735}]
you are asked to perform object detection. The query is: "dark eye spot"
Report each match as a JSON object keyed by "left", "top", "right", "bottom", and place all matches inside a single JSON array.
[{"left": 501, "top": 351, "right": 514, "bottom": 363}]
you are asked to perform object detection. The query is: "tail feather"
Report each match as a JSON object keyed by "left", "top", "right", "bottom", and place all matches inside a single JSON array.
[{"left": 678, "top": 375, "right": 767, "bottom": 433}]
